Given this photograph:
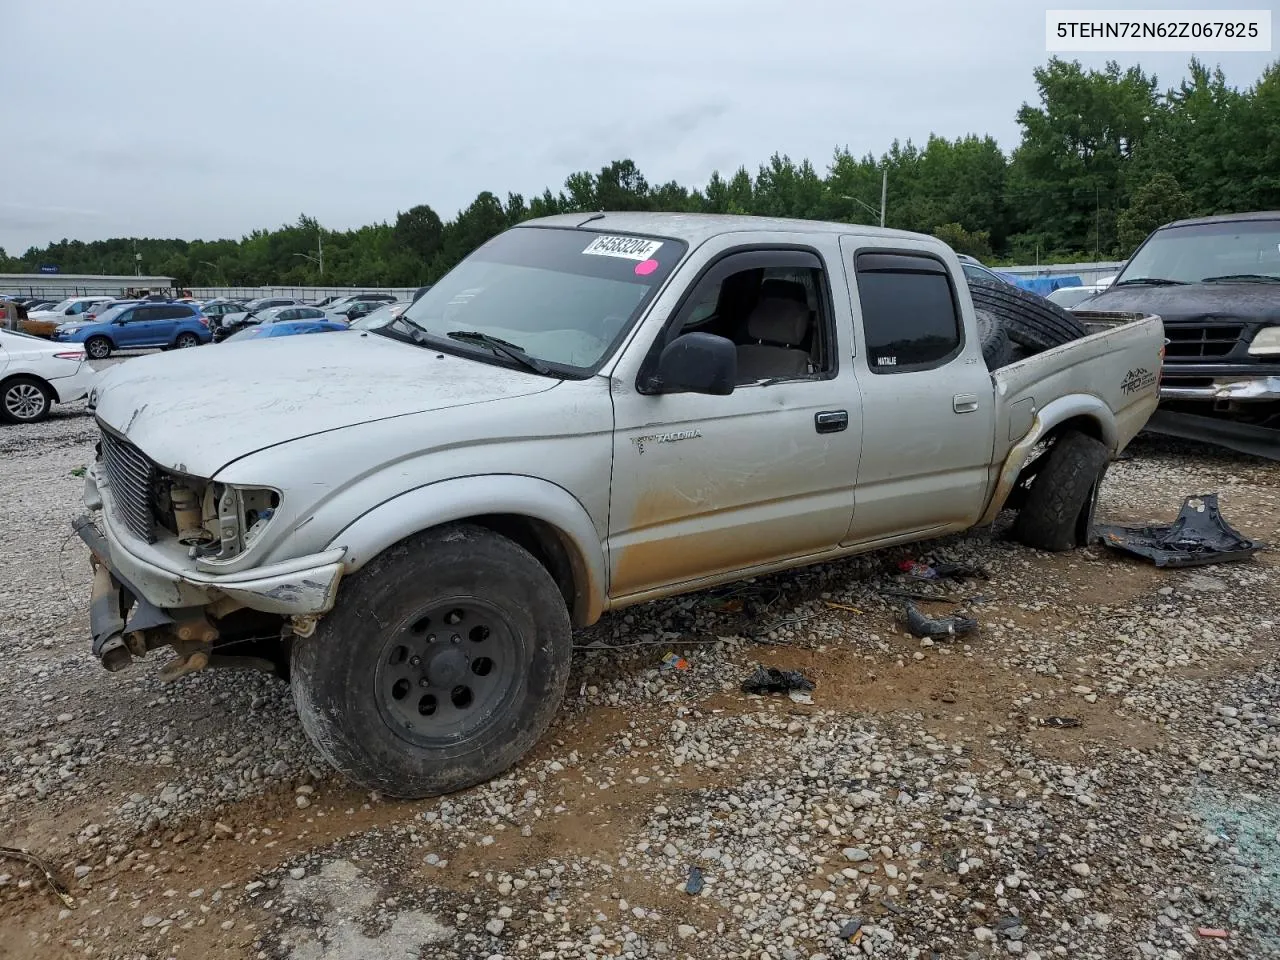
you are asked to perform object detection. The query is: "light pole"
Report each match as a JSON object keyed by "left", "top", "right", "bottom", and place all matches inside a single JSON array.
[
  {"left": 293, "top": 252, "right": 321, "bottom": 273},
  {"left": 838, "top": 168, "right": 887, "bottom": 227}
]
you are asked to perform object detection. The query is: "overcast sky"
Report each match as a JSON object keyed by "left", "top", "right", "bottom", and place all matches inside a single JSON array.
[{"left": 1, "top": 0, "right": 1273, "bottom": 254}]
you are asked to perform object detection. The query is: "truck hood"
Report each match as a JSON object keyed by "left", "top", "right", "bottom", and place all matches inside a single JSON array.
[
  {"left": 93, "top": 330, "right": 559, "bottom": 476},
  {"left": 1081, "top": 282, "right": 1280, "bottom": 325}
]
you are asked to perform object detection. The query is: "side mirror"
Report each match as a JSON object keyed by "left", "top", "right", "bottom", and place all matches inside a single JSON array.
[{"left": 653, "top": 332, "right": 736, "bottom": 395}]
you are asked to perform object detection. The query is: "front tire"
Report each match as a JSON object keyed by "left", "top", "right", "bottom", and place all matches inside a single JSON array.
[
  {"left": 84, "top": 336, "right": 112, "bottom": 360},
  {"left": 291, "top": 524, "right": 573, "bottom": 798},
  {"left": 175, "top": 332, "right": 200, "bottom": 349},
  {"left": 0, "top": 376, "right": 53, "bottom": 423}
]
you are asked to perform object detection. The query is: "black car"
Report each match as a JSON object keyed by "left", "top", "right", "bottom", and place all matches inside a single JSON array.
[{"left": 1077, "top": 211, "right": 1280, "bottom": 457}]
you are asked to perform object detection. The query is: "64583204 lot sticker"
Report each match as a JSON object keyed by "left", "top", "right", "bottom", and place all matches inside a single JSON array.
[{"left": 582, "top": 235, "right": 663, "bottom": 261}]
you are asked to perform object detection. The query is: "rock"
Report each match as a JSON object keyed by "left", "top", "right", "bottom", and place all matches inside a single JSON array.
[
  {"left": 677, "top": 925, "right": 697, "bottom": 940},
  {"left": 141, "top": 916, "right": 162, "bottom": 928},
  {"left": 843, "top": 848, "right": 870, "bottom": 862},
  {"left": 288, "top": 867, "right": 305, "bottom": 880},
  {"left": 295, "top": 795, "right": 312, "bottom": 809},
  {"left": 485, "top": 918, "right": 506, "bottom": 936}
]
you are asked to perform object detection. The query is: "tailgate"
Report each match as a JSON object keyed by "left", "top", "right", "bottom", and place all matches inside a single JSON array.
[{"left": 990, "top": 312, "right": 1165, "bottom": 462}]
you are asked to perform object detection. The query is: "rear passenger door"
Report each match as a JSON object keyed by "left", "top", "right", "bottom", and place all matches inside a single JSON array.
[{"left": 840, "top": 239, "right": 996, "bottom": 545}]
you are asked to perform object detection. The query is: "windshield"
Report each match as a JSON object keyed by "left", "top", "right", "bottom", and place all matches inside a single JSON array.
[
  {"left": 396, "top": 227, "right": 686, "bottom": 372},
  {"left": 49, "top": 298, "right": 76, "bottom": 313},
  {"left": 89, "top": 305, "right": 130, "bottom": 324},
  {"left": 1118, "top": 219, "right": 1280, "bottom": 284}
]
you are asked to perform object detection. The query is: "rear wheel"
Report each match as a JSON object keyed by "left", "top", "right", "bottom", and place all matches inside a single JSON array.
[
  {"left": 84, "top": 336, "right": 112, "bottom": 360},
  {"left": 175, "top": 332, "right": 200, "bottom": 349},
  {"left": 0, "top": 376, "right": 53, "bottom": 424},
  {"left": 1013, "top": 430, "right": 1111, "bottom": 551},
  {"left": 291, "top": 524, "right": 573, "bottom": 798}
]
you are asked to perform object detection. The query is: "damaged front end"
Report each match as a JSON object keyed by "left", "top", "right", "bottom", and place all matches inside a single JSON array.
[{"left": 77, "top": 424, "right": 346, "bottom": 680}]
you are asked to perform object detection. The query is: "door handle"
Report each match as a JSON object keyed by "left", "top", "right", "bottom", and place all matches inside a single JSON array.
[
  {"left": 815, "top": 410, "right": 849, "bottom": 433},
  {"left": 953, "top": 394, "right": 979, "bottom": 414}
]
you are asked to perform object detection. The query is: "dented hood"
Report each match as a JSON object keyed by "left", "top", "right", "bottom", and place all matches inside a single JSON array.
[{"left": 92, "top": 331, "right": 558, "bottom": 476}]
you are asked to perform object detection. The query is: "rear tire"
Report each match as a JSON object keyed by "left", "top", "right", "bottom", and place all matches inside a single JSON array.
[
  {"left": 291, "top": 524, "right": 573, "bottom": 798},
  {"left": 175, "top": 332, "right": 200, "bottom": 349},
  {"left": 85, "top": 336, "right": 112, "bottom": 360},
  {"left": 1013, "top": 431, "right": 1111, "bottom": 551},
  {"left": 968, "top": 277, "right": 1087, "bottom": 353},
  {"left": 0, "top": 376, "right": 53, "bottom": 424}
]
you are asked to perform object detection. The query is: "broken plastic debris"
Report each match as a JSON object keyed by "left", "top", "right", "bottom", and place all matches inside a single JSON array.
[
  {"left": 1197, "top": 928, "right": 1229, "bottom": 939},
  {"left": 904, "top": 603, "right": 978, "bottom": 640},
  {"left": 660, "top": 651, "right": 689, "bottom": 671},
  {"left": 685, "top": 866, "right": 704, "bottom": 895},
  {"left": 740, "top": 665, "right": 816, "bottom": 695},
  {"left": 1040, "top": 716, "right": 1081, "bottom": 728},
  {"left": 899, "top": 560, "right": 940, "bottom": 580},
  {"left": 899, "top": 559, "right": 988, "bottom": 581},
  {"left": 1094, "top": 493, "right": 1265, "bottom": 568},
  {"left": 839, "top": 918, "right": 863, "bottom": 940}
]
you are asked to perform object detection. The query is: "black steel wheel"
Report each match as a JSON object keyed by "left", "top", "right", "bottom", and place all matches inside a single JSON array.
[
  {"left": 291, "top": 524, "right": 572, "bottom": 798},
  {"left": 373, "top": 599, "right": 522, "bottom": 747}
]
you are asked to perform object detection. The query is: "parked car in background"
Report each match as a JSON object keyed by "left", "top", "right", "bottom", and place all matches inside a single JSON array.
[
  {"left": 54, "top": 302, "right": 211, "bottom": 358},
  {"left": 957, "top": 254, "right": 1016, "bottom": 286},
  {"left": 0, "top": 329, "right": 97, "bottom": 423},
  {"left": 326, "top": 300, "right": 384, "bottom": 324},
  {"left": 212, "top": 305, "right": 331, "bottom": 343},
  {"left": 240, "top": 297, "right": 299, "bottom": 313},
  {"left": 1046, "top": 282, "right": 1112, "bottom": 309},
  {"left": 22, "top": 297, "right": 114, "bottom": 337},
  {"left": 201, "top": 301, "right": 250, "bottom": 328},
  {"left": 224, "top": 319, "right": 350, "bottom": 342},
  {"left": 1074, "top": 210, "right": 1280, "bottom": 458},
  {"left": 323, "top": 293, "right": 399, "bottom": 314},
  {"left": 347, "top": 300, "right": 410, "bottom": 330}
]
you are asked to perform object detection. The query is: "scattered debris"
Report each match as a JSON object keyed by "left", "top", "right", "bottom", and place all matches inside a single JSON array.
[
  {"left": 740, "top": 665, "right": 816, "bottom": 695},
  {"left": 824, "top": 601, "right": 863, "bottom": 614},
  {"left": 1197, "top": 928, "right": 1230, "bottom": 939},
  {"left": 0, "top": 847, "right": 75, "bottom": 908},
  {"left": 1095, "top": 493, "right": 1265, "bottom": 567},
  {"left": 839, "top": 918, "right": 863, "bottom": 940},
  {"left": 1040, "top": 716, "right": 1082, "bottom": 728},
  {"left": 685, "top": 866, "right": 704, "bottom": 895},
  {"left": 898, "top": 559, "right": 988, "bottom": 581},
  {"left": 904, "top": 603, "right": 978, "bottom": 639},
  {"left": 69, "top": 466, "right": 86, "bottom": 477},
  {"left": 788, "top": 689, "right": 813, "bottom": 705},
  {"left": 660, "top": 651, "right": 689, "bottom": 671}
]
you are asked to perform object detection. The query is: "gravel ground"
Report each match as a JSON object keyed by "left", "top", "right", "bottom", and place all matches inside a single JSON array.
[{"left": 1, "top": 369, "right": 1278, "bottom": 960}]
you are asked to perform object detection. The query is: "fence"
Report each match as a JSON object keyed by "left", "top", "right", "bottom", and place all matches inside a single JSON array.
[
  {"left": 999, "top": 261, "right": 1126, "bottom": 286},
  {"left": 190, "top": 286, "right": 419, "bottom": 301}
]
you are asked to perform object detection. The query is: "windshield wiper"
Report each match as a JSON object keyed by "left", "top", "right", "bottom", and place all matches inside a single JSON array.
[
  {"left": 446, "top": 330, "right": 552, "bottom": 375},
  {"left": 1113, "top": 277, "right": 1188, "bottom": 287},
  {"left": 1200, "top": 273, "right": 1280, "bottom": 284}
]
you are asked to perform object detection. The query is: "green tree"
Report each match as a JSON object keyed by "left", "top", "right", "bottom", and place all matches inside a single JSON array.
[
  {"left": 931, "top": 222, "right": 993, "bottom": 259},
  {"left": 393, "top": 204, "right": 444, "bottom": 260},
  {"left": 1115, "top": 173, "right": 1192, "bottom": 254}
]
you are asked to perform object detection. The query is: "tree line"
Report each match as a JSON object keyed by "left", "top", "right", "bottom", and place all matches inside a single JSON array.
[{"left": 3, "top": 57, "right": 1277, "bottom": 287}]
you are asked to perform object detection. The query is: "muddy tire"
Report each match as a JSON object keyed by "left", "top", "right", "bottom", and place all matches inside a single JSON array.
[
  {"left": 84, "top": 336, "right": 113, "bottom": 360},
  {"left": 0, "top": 375, "right": 53, "bottom": 424},
  {"left": 291, "top": 524, "right": 572, "bottom": 798},
  {"left": 976, "top": 308, "right": 1012, "bottom": 370},
  {"left": 968, "top": 277, "right": 1088, "bottom": 353},
  {"left": 1013, "top": 431, "right": 1111, "bottom": 551}
]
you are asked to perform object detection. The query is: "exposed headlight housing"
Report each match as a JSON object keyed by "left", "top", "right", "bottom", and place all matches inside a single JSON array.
[
  {"left": 1248, "top": 326, "right": 1280, "bottom": 356},
  {"left": 163, "top": 479, "right": 280, "bottom": 568}
]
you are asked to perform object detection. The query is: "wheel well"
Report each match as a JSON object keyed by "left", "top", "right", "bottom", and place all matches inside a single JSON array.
[
  {"left": 0, "top": 372, "right": 55, "bottom": 402},
  {"left": 1006, "top": 415, "right": 1109, "bottom": 511},
  {"left": 1045, "top": 414, "right": 1106, "bottom": 446},
  {"left": 468, "top": 514, "right": 585, "bottom": 626}
]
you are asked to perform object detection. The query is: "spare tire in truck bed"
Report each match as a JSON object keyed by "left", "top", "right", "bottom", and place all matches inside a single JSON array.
[
  {"left": 968, "top": 277, "right": 1088, "bottom": 352},
  {"left": 976, "top": 308, "right": 1012, "bottom": 370}
]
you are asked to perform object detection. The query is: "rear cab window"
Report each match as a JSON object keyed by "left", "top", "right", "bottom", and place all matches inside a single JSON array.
[{"left": 853, "top": 252, "right": 964, "bottom": 373}]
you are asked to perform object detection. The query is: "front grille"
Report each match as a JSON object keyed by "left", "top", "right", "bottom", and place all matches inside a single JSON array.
[
  {"left": 1164, "top": 323, "right": 1244, "bottom": 359},
  {"left": 98, "top": 427, "right": 157, "bottom": 543}
]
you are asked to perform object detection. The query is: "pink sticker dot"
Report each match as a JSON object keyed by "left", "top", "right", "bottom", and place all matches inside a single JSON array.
[{"left": 634, "top": 258, "right": 659, "bottom": 276}]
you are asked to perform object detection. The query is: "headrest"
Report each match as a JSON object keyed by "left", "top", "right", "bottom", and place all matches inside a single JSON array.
[
  {"left": 746, "top": 297, "right": 810, "bottom": 346},
  {"left": 759, "top": 278, "right": 807, "bottom": 304}
]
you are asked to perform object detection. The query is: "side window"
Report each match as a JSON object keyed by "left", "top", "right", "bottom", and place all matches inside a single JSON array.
[
  {"left": 162, "top": 306, "right": 188, "bottom": 320},
  {"left": 129, "top": 307, "right": 155, "bottom": 323},
  {"left": 854, "top": 253, "right": 963, "bottom": 374},
  {"left": 663, "top": 250, "right": 835, "bottom": 386}
]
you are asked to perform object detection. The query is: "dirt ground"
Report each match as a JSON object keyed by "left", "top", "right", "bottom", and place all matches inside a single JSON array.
[{"left": 1, "top": 390, "right": 1278, "bottom": 960}]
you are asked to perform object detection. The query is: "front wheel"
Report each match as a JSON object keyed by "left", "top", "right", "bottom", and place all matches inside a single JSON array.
[
  {"left": 291, "top": 524, "right": 573, "bottom": 798},
  {"left": 1013, "top": 430, "right": 1111, "bottom": 551},
  {"left": 174, "top": 332, "right": 200, "bottom": 349},
  {"left": 84, "top": 336, "right": 112, "bottom": 360}
]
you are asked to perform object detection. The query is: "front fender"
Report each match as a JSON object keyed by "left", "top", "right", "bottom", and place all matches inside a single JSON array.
[
  {"left": 325, "top": 474, "right": 607, "bottom": 625},
  {"left": 977, "top": 394, "right": 1118, "bottom": 526}
]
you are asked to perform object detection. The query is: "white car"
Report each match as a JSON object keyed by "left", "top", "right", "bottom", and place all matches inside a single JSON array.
[
  {"left": 0, "top": 330, "right": 99, "bottom": 424},
  {"left": 25, "top": 296, "right": 114, "bottom": 324}
]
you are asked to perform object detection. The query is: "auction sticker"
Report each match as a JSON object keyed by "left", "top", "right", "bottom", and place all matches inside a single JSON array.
[{"left": 583, "top": 235, "right": 663, "bottom": 261}]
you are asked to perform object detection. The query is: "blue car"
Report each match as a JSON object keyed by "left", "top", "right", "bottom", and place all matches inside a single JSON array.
[
  {"left": 54, "top": 302, "right": 211, "bottom": 359},
  {"left": 224, "top": 320, "right": 348, "bottom": 342}
]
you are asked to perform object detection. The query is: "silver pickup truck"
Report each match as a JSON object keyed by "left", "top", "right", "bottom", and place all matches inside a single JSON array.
[{"left": 75, "top": 214, "right": 1163, "bottom": 798}]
